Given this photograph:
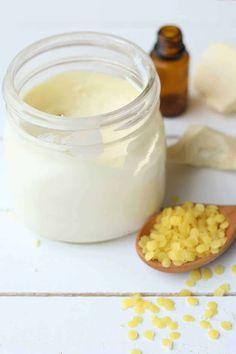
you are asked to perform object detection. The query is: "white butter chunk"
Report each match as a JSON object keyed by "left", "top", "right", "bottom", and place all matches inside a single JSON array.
[
  {"left": 193, "top": 43, "right": 236, "bottom": 113},
  {"left": 168, "top": 125, "right": 236, "bottom": 171}
]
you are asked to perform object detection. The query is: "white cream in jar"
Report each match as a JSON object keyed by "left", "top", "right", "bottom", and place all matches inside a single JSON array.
[
  {"left": 3, "top": 32, "right": 166, "bottom": 243},
  {"left": 24, "top": 71, "right": 139, "bottom": 117}
]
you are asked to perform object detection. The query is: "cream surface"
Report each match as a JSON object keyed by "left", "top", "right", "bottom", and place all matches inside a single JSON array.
[{"left": 24, "top": 71, "right": 139, "bottom": 117}]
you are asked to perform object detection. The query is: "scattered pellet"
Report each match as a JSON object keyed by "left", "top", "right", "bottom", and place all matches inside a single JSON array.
[
  {"left": 167, "top": 321, "right": 179, "bottom": 330},
  {"left": 199, "top": 320, "right": 211, "bottom": 329},
  {"left": 143, "top": 330, "right": 155, "bottom": 341},
  {"left": 151, "top": 316, "right": 167, "bottom": 329},
  {"left": 201, "top": 267, "right": 213, "bottom": 281},
  {"left": 214, "top": 283, "right": 230, "bottom": 296},
  {"left": 221, "top": 321, "right": 233, "bottom": 331},
  {"left": 208, "top": 329, "right": 220, "bottom": 340},
  {"left": 231, "top": 265, "right": 236, "bottom": 274},
  {"left": 183, "top": 314, "right": 195, "bottom": 322},
  {"left": 204, "top": 302, "right": 218, "bottom": 319},
  {"left": 128, "top": 330, "right": 139, "bottom": 341},
  {"left": 157, "top": 298, "right": 175, "bottom": 311},
  {"left": 130, "top": 349, "right": 142, "bottom": 354},
  {"left": 185, "top": 279, "right": 196, "bottom": 287},
  {"left": 169, "top": 331, "right": 181, "bottom": 340},
  {"left": 187, "top": 297, "right": 199, "bottom": 306},
  {"left": 128, "top": 317, "right": 143, "bottom": 328},
  {"left": 162, "top": 338, "right": 173, "bottom": 350},
  {"left": 213, "top": 265, "right": 225, "bottom": 275}
]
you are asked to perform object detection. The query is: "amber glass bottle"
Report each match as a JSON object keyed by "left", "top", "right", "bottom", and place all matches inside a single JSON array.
[{"left": 150, "top": 25, "right": 189, "bottom": 117}]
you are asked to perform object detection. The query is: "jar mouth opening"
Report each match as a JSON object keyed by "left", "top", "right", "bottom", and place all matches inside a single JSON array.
[{"left": 3, "top": 32, "right": 160, "bottom": 131}]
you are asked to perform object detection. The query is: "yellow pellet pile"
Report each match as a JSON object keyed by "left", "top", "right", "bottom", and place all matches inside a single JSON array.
[
  {"left": 139, "top": 202, "right": 228, "bottom": 267},
  {"left": 122, "top": 294, "right": 180, "bottom": 351},
  {"left": 123, "top": 294, "right": 234, "bottom": 353},
  {"left": 122, "top": 274, "right": 234, "bottom": 354}
]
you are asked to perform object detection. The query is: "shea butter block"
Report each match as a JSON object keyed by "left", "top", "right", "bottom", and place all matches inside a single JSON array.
[{"left": 194, "top": 43, "right": 236, "bottom": 113}]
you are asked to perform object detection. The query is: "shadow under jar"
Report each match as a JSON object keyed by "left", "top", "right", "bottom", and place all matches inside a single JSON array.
[{"left": 3, "top": 32, "right": 166, "bottom": 243}]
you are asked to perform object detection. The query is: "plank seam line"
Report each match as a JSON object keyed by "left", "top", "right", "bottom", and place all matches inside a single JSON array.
[{"left": 0, "top": 292, "right": 235, "bottom": 297}]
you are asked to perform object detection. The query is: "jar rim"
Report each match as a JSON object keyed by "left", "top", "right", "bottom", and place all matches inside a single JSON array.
[{"left": 3, "top": 31, "right": 160, "bottom": 131}]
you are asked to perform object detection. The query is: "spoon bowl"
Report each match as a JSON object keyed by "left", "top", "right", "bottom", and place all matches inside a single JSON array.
[{"left": 136, "top": 205, "right": 236, "bottom": 273}]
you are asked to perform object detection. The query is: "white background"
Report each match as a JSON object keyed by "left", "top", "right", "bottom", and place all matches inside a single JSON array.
[{"left": 0, "top": 0, "right": 236, "bottom": 353}]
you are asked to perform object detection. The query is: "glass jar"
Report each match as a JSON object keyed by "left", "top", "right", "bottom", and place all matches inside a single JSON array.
[{"left": 3, "top": 32, "right": 166, "bottom": 243}]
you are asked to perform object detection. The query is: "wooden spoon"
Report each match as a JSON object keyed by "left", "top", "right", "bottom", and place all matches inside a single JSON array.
[{"left": 136, "top": 205, "right": 236, "bottom": 273}]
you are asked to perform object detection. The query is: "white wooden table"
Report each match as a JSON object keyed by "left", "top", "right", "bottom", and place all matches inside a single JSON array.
[{"left": 0, "top": 1, "right": 236, "bottom": 353}]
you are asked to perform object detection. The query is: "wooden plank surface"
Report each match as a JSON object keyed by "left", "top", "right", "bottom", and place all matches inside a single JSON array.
[
  {"left": 0, "top": 296, "right": 234, "bottom": 354},
  {"left": 1, "top": 1, "right": 236, "bottom": 353}
]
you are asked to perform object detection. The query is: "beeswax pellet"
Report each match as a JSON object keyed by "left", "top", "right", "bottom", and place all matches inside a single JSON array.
[
  {"left": 128, "top": 330, "right": 139, "bottom": 341},
  {"left": 143, "top": 330, "right": 155, "bottom": 341},
  {"left": 183, "top": 314, "right": 195, "bottom": 322},
  {"left": 187, "top": 297, "right": 199, "bottom": 306},
  {"left": 221, "top": 321, "right": 233, "bottom": 331},
  {"left": 162, "top": 338, "right": 173, "bottom": 349},
  {"left": 131, "top": 349, "right": 142, "bottom": 354},
  {"left": 204, "top": 308, "right": 217, "bottom": 319},
  {"left": 122, "top": 294, "right": 142, "bottom": 309},
  {"left": 220, "top": 221, "right": 229, "bottom": 229},
  {"left": 134, "top": 305, "right": 145, "bottom": 315},
  {"left": 157, "top": 298, "right": 175, "bottom": 311},
  {"left": 201, "top": 268, "right": 213, "bottom": 281},
  {"left": 221, "top": 283, "right": 230, "bottom": 291},
  {"left": 231, "top": 264, "right": 236, "bottom": 274},
  {"left": 208, "top": 301, "right": 217, "bottom": 309},
  {"left": 147, "top": 303, "right": 160, "bottom": 313},
  {"left": 185, "top": 279, "right": 196, "bottom": 287},
  {"left": 162, "top": 258, "right": 171, "bottom": 268},
  {"left": 200, "top": 320, "right": 211, "bottom": 329},
  {"left": 168, "top": 321, "right": 179, "bottom": 330},
  {"left": 214, "top": 288, "right": 225, "bottom": 296},
  {"left": 208, "top": 329, "right": 220, "bottom": 340},
  {"left": 190, "top": 269, "right": 201, "bottom": 281},
  {"left": 122, "top": 299, "right": 133, "bottom": 309},
  {"left": 179, "top": 289, "right": 192, "bottom": 296},
  {"left": 151, "top": 317, "right": 166, "bottom": 328},
  {"left": 170, "top": 331, "right": 181, "bottom": 340},
  {"left": 213, "top": 265, "right": 225, "bottom": 275},
  {"left": 144, "top": 251, "right": 154, "bottom": 261},
  {"left": 163, "top": 316, "right": 172, "bottom": 325},
  {"left": 128, "top": 317, "right": 143, "bottom": 328},
  {"left": 214, "top": 283, "right": 230, "bottom": 296},
  {"left": 195, "top": 203, "right": 205, "bottom": 212}
]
